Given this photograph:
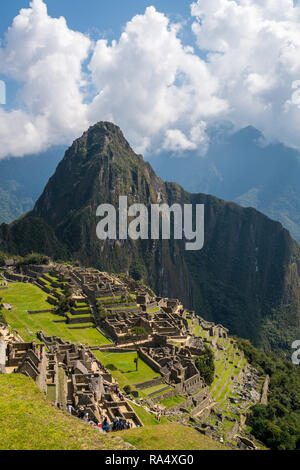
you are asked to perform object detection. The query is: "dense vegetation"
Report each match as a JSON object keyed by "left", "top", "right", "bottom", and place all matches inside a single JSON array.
[
  {"left": 195, "top": 345, "right": 215, "bottom": 386},
  {"left": 237, "top": 338, "right": 300, "bottom": 450},
  {"left": 0, "top": 250, "right": 50, "bottom": 267},
  {"left": 17, "top": 253, "right": 50, "bottom": 266},
  {"left": 95, "top": 302, "right": 109, "bottom": 323},
  {"left": 57, "top": 291, "right": 75, "bottom": 314},
  {"left": 129, "top": 259, "right": 147, "bottom": 281}
]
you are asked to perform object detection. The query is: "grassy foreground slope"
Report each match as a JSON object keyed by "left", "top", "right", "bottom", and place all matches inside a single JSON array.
[
  {"left": 0, "top": 374, "right": 225, "bottom": 451},
  {"left": 115, "top": 424, "right": 226, "bottom": 451},
  {"left": 0, "top": 374, "right": 129, "bottom": 450}
]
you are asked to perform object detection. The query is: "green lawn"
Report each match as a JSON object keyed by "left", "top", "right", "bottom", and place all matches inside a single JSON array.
[
  {"left": 97, "top": 296, "right": 121, "bottom": 301},
  {"left": 1, "top": 282, "right": 110, "bottom": 345},
  {"left": 93, "top": 350, "right": 162, "bottom": 391},
  {"left": 160, "top": 395, "right": 186, "bottom": 408},
  {"left": 71, "top": 305, "right": 90, "bottom": 312},
  {"left": 0, "top": 374, "right": 224, "bottom": 450},
  {"left": 130, "top": 403, "right": 168, "bottom": 426},
  {"left": 67, "top": 327, "right": 111, "bottom": 346}
]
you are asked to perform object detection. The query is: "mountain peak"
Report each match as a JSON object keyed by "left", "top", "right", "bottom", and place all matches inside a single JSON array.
[
  {"left": 83, "top": 121, "right": 126, "bottom": 144},
  {"left": 233, "top": 125, "right": 263, "bottom": 143},
  {"left": 62, "top": 121, "right": 133, "bottom": 165},
  {"left": 32, "top": 120, "right": 161, "bottom": 228}
]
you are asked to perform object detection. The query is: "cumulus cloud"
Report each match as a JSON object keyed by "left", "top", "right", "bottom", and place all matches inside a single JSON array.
[
  {"left": 162, "top": 122, "right": 209, "bottom": 155},
  {"left": 191, "top": 0, "right": 300, "bottom": 149},
  {"left": 0, "top": 0, "right": 91, "bottom": 158},
  {"left": 1, "top": 0, "right": 300, "bottom": 159},
  {"left": 0, "top": 1, "right": 226, "bottom": 158},
  {"left": 88, "top": 6, "right": 226, "bottom": 154}
]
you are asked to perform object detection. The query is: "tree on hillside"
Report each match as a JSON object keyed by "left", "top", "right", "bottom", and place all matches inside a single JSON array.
[
  {"left": 129, "top": 260, "right": 146, "bottom": 281},
  {"left": 95, "top": 302, "right": 110, "bottom": 324},
  {"left": 237, "top": 337, "right": 300, "bottom": 450},
  {"left": 17, "top": 253, "right": 51, "bottom": 266},
  {"left": 57, "top": 289, "right": 75, "bottom": 314},
  {"left": 0, "top": 252, "right": 7, "bottom": 267},
  {"left": 0, "top": 299, "right": 6, "bottom": 325},
  {"left": 125, "top": 326, "right": 147, "bottom": 371},
  {"left": 195, "top": 345, "right": 215, "bottom": 386}
]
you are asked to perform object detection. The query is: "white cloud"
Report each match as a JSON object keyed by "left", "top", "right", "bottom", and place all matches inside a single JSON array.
[
  {"left": 88, "top": 6, "right": 226, "bottom": 154},
  {"left": 1, "top": 0, "right": 300, "bottom": 159},
  {"left": 0, "top": 0, "right": 91, "bottom": 158},
  {"left": 162, "top": 122, "right": 209, "bottom": 155},
  {"left": 163, "top": 129, "right": 197, "bottom": 153},
  {"left": 191, "top": 0, "right": 300, "bottom": 149},
  {"left": 0, "top": 2, "right": 226, "bottom": 158}
]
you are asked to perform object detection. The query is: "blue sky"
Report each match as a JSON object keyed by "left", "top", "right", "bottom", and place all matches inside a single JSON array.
[
  {"left": 0, "top": 1, "right": 193, "bottom": 42},
  {"left": 1, "top": 0, "right": 300, "bottom": 159}
]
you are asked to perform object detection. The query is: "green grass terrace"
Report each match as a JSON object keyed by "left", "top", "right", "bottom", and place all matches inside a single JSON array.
[
  {"left": 93, "top": 350, "right": 171, "bottom": 399},
  {"left": 1, "top": 282, "right": 110, "bottom": 346}
]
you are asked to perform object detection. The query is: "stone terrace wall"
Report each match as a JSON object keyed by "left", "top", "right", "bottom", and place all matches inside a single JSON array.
[
  {"left": 28, "top": 308, "right": 56, "bottom": 314},
  {"left": 138, "top": 348, "right": 163, "bottom": 375},
  {"left": 135, "top": 377, "right": 165, "bottom": 390}
]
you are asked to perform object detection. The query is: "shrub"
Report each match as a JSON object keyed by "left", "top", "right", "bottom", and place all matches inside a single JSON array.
[
  {"left": 123, "top": 385, "right": 132, "bottom": 395},
  {"left": 17, "top": 253, "right": 50, "bottom": 266},
  {"left": 238, "top": 337, "right": 300, "bottom": 450},
  {"left": 195, "top": 346, "right": 215, "bottom": 386},
  {"left": 95, "top": 303, "right": 109, "bottom": 322},
  {"left": 106, "top": 364, "right": 118, "bottom": 371},
  {"left": 129, "top": 260, "right": 146, "bottom": 281}
]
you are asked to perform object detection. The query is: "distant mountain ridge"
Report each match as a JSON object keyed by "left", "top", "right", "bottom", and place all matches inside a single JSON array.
[
  {"left": 0, "top": 122, "right": 300, "bottom": 353},
  {"left": 150, "top": 126, "right": 300, "bottom": 244},
  {"left": 0, "top": 147, "right": 65, "bottom": 224}
]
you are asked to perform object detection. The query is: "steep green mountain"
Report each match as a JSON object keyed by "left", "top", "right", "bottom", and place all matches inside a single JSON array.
[{"left": 1, "top": 121, "right": 300, "bottom": 352}]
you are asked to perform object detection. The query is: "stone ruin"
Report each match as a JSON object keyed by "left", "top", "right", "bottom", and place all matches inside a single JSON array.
[
  {"left": 139, "top": 336, "right": 203, "bottom": 396},
  {"left": 0, "top": 326, "right": 142, "bottom": 430},
  {"left": 1, "top": 263, "right": 241, "bottom": 425},
  {"left": 102, "top": 294, "right": 189, "bottom": 344}
]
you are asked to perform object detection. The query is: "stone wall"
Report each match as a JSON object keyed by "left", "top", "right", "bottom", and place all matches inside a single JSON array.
[
  {"left": 135, "top": 377, "right": 165, "bottom": 390},
  {"left": 152, "top": 386, "right": 179, "bottom": 402},
  {"left": 47, "top": 296, "right": 58, "bottom": 306},
  {"left": 28, "top": 308, "right": 56, "bottom": 314},
  {"left": 4, "top": 272, "right": 30, "bottom": 283},
  {"left": 138, "top": 349, "right": 163, "bottom": 375}
]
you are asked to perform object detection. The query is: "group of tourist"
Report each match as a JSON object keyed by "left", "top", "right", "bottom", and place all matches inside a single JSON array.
[
  {"left": 111, "top": 416, "right": 131, "bottom": 431},
  {"left": 63, "top": 404, "right": 131, "bottom": 433}
]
